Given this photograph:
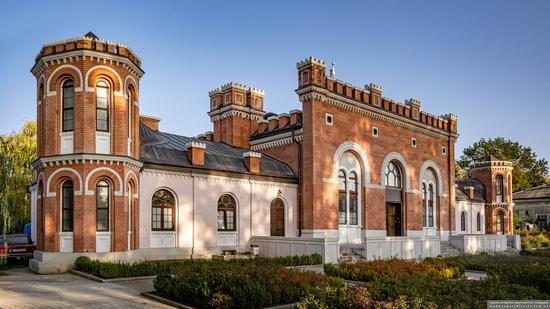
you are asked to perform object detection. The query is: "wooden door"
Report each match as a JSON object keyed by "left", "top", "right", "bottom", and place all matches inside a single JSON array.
[
  {"left": 270, "top": 199, "right": 285, "bottom": 236},
  {"left": 386, "top": 203, "right": 402, "bottom": 236}
]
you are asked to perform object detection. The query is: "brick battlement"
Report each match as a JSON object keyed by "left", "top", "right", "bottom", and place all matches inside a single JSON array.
[
  {"left": 35, "top": 35, "right": 141, "bottom": 68},
  {"left": 296, "top": 56, "right": 458, "bottom": 134},
  {"left": 209, "top": 82, "right": 265, "bottom": 97}
]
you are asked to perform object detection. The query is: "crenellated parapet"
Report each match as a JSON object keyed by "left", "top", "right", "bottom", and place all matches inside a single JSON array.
[{"left": 295, "top": 56, "right": 458, "bottom": 135}]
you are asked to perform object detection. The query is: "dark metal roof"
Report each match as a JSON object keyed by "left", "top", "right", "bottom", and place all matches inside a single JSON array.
[
  {"left": 139, "top": 124, "right": 295, "bottom": 178},
  {"left": 455, "top": 178, "right": 486, "bottom": 202},
  {"left": 513, "top": 184, "right": 550, "bottom": 200},
  {"left": 84, "top": 31, "right": 99, "bottom": 40}
]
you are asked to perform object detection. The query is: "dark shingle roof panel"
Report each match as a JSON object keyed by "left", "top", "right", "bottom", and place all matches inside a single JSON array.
[
  {"left": 513, "top": 184, "right": 550, "bottom": 200},
  {"left": 455, "top": 178, "right": 486, "bottom": 202},
  {"left": 139, "top": 124, "right": 295, "bottom": 178}
]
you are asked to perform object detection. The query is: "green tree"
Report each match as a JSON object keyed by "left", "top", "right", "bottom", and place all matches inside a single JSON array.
[
  {"left": 457, "top": 137, "right": 549, "bottom": 192},
  {"left": 0, "top": 121, "right": 37, "bottom": 236}
]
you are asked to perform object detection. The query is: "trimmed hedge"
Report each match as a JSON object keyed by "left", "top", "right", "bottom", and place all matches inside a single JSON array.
[
  {"left": 74, "top": 253, "right": 322, "bottom": 279},
  {"left": 488, "top": 264, "right": 550, "bottom": 294},
  {"left": 437, "top": 252, "right": 550, "bottom": 271},
  {"left": 323, "top": 258, "right": 464, "bottom": 282},
  {"left": 154, "top": 263, "right": 343, "bottom": 308},
  {"left": 520, "top": 248, "right": 550, "bottom": 257}
]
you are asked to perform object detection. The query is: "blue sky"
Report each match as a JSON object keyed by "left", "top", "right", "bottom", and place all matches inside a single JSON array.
[{"left": 0, "top": 0, "right": 549, "bottom": 163}]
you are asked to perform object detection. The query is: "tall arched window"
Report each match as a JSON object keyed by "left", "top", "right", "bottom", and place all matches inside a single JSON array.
[
  {"left": 128, "top": 87, "right": 133, "bottom": 139},
  {"left": 496, "top": 210, "right": 504, "bottom": 234},
  {"left": 338, "top": 170, "right": 347, "bottom": 225},
  {"left": 461, "top": 211, "right": 466, "bottom": 231},
  {"left": 62, "top": 79, "right": 74, "bottom": 132},
  {"left": 96, "top": 180, "right": 110, "bottom": 232},
  {"left": 152, "top": 189, "right": 175, "bottom": 231},
  {"left": 495, "top": 174, "right": 503, "bottom": 203},
  {"left": 428, "top": 184, "right": 434, "bottom": 227},
  {"left": 270, "top": 198, "right": 285, "bottom": 236},
  {"left": 61, "top": 180, "right": 74, "bottom": 232},
  {"left": 385, "top": 162, "right": 402, "bottom": 188},
  {"left": 96, "top": 81, "right": 110, "bottom": 132},
  {"left": 422, "top": 183, "right": 427, "bottom": 227},
  {"left": 217, "top": 194, "right": 236, "bottom": 231},
  {"left": 349, "top": 172, "right": 358, "bottom": 225},
  {"left": 385, "top": 161, "right": 403, "bottom": 236},
  {"left": 477, "top": 212, "right": 481, "bottom": 232}
]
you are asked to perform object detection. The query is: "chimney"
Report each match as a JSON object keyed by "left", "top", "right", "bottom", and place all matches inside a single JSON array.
[
  {"left": 464, "top": 186, "right": 475, "bottom": 199},
  {"left": 243, "top": 151, "right": 261, "bottom": 173},
  {"left": 186, "top": 141, "right": 206, "bottom": 166},
  {"left": 197, "top": 134, "right": 206, "bottom": 141},
  {"left": 267, "top": 116, "right": 279, "bottom": 131},
  {"left": 290, "top": 109, "right": 302, "bottom": 125},
  {"left": 140, "top": 115, "right": 161, "bottom": 131},
  {"left": 257, "top": 119, "right": 269, "bottom": 134},
  {"left": 205, "top": 131, "right": 214, "bottom": 141},
  {"left": 278, "top": 113, "right": 290, "bottom": 129}
]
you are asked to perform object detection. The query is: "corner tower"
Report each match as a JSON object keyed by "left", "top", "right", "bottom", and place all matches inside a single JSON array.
[
  {"left": 470, "top": 156, "right": 514, "bottom": 235},
  {"left": 207, "top": 82, "right": 265, "bottom": 148},
  {"left": 30, "top": 32, "right": 144, "bottom": 269}
]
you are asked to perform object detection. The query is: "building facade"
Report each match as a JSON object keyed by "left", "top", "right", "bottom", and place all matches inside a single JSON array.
[
  {"left": 29, "top": 33, "right": 519, "bottom": 273},
  {"left": 513, "top": 184, "right": 550, "bottom": 230}
]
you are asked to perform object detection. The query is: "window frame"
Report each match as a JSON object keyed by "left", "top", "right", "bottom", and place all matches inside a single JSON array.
[
  {"left": 61, "top": 180, "right": 74, "bottom": 232},
  {"left": 96, "top": 180, "right": 110, "bottom": 232},
  {"left": 217, "top": 194, "right": 237, "bottom": 231},
  {"left": 96, "top": 81, "right": 110, "bottom": 132},
  {"left": 495, "top": 174, "right": 504, "bottom": 203},
  {"left": 151, "top": 189, "right": 176, "bottom": 231},
  {"left": 338, "top": 170, "right": 347, "bottom": 225},
  {"left": 270, "top": 197, "right": 285, "bottom": 236},
  {"left": 476, "top": 212, "right": 481, "bottom": 232},
  {"left": 62, "top": 79, "right": 75, "bottom": 132},
  {"left": 496, "top": 210, "right": 504, "bottom": 234},
  {"left": 461, "top": 211, "right": 466, "bottom": 231},
  {"left": 385, "top": 161, "right": 402, "bottom": 188}
]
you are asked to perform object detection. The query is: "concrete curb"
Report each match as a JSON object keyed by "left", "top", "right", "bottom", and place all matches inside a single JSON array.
[{"left": 69, "top": 269, "right": 156, "bottom": 283}]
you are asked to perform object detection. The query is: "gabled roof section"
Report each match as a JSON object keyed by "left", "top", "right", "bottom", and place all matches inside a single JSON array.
[
  {"left": 513, "top": 184, "right": 550, "bottom": 200},
  {"left": 84, "top": 31, "right": 99, "bottom": 40},
  {"left": 139, "top": 123, "right": 296, "bottom": 178}
]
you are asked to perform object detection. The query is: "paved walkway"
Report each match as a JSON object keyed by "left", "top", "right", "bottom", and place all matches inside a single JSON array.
[{"left": 0, "top": 268, "right": 172, "bottom": 309}]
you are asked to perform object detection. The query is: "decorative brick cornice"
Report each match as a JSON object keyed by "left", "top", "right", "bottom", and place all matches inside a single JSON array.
[
  {"left": 208, "top": 104, "right": 265, "bottom": 122},
  {"left": 250, "top": 129, "right": 303, "bottom": 151},
  {"left": 32, "top": 154, "right": 143, "bottom": 171},
  {"left": 297, "top": 86, "right": 457, "bottom": 141}
]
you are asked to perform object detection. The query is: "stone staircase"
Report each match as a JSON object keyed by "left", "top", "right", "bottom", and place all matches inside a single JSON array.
[
  {"left": 440, "top": 241, "right": 463, "bottom": 257},
  {"left": 339, "top": 246, "right": 366, "bottom": 263}
]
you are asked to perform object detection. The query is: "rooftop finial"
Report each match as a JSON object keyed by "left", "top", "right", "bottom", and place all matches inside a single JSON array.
[{"left": 329, "top": 62, "right": 336, "bottom": 79}]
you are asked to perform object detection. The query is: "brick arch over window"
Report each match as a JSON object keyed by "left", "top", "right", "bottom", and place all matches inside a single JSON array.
[
  {"left": 124, "top": 75, "right": 139, "bottom": 99},
  {"left": 418, "top": 160, "right": 444, "bottom": 194},
  {"left": 84, "top": 65, "right": 123, "bottom": 96},
  {"left": 46, "top": 168, "right": 83, "bottom": 197},
  {"left": 380, "top": 152, "right": 411, "bottom": 192},
  {"left": 84, "top": 167, "right": 123, "bottom": 196},
  {"left": 46, "top": 64, "right": 83, "bottom": 96},
  {"left": 332, "top": 141, "right": 371, "bottom": 185},
  {"left": 124, "top": 170, "right": 139, "bottom": 196},
  {"left": 37, "top": 75, "right": 45, "bottom": 102}
]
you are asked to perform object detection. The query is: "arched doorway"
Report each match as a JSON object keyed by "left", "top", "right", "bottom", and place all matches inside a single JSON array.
[
  {"left": 270, "top": 198, "right": 285, "bottom": 236},
  {"left": 337, "top": 152, "right": 362, "bottom": 244},
  {"left": 385, "top": 161, "right": 404, "bottom": 236}
]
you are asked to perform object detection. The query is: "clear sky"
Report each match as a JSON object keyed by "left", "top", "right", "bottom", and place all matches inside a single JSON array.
[{"left": 0, "top": 0, "right": 548, "bottom": 163}]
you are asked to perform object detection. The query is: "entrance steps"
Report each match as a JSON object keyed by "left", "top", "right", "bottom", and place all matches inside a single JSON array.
[{"left": 440, "top": 241, "right": 463, "bottom": 257}]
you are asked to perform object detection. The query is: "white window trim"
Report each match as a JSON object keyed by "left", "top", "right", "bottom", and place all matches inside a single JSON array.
[
  {"left": 325, "top": 113, "right": 334, "bottom": 126},
  {"left": 421, "top": 180, "right": 437, "bottom": 229},
  {"left": 338, "top": 167, "right": 362, "bottom": 228},
  {"left": 372, "top": 126, "right": 379, "bottom": 138},
  {"left": 411, "top": 138, "right": 417, "bottom": 148}
]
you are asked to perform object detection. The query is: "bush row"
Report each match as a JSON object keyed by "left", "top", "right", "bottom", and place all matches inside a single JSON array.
[
  {"left": 74, "top": 253, "right": 322, "bottom": 279},
  {"left": 487, "top": 264, "right": 550, "bottom": 294},
  {"left": 154, "top": 263, "right": 343, "bottom": 309},
  {"left": 323, "top": 258, "right": 464, "bottom": 282},
  {"left": 520, "top": 248, "right": 550, "bottom": 257},
  {"left": 437, "top": 252, "right": 550, "bottom": 271},
  {"left": 297, "top": 273, "right": 548, "bottom": 309}
]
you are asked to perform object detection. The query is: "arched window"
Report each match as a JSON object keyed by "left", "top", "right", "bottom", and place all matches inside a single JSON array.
[
  {"left": 496, "top": 210, "right": 504, "bottom": 234},
  {"left": 428, "top": 184, "right": 434, "bottom": 227},
  {"left": 461, "top": 211, "right": 466, "bottom": 231},
  {"left": 496, "top": 174, "right": 503, "bottom": 203},
  {"left": 477, "top": 212, "right": 481, "bottom": 232},
  {"left": 96, "top": 81, "right": 110, "bottom": 132},
  {"left": 96, "top": 180, "right": 110, "bottom": 232},
  {"left": 61, "top": 180, "right": 74, "bottom": 232},
  {"left": 385, "top": 161, "right": 402, "bottom": 188},
  {"left": 152, "top": 189, "right": 175, "bottom": 231},
  {"left": 128, "top": 87, "right": 133, "bottom": 139},
  {"left": 349, "top": 172, "right": 358, "bottom": 225},
  {"left": 338, "top": 170, "right": 347, "bottom": 224},
  {"left": 422, "top": 183, "right": 427, "bottom": 227},
  {"left": 270, "top": 198, "right": 285, "bottom": 236},
  {"left": 62, "top": 79, "right": 74, "bottom": 132},
  {"left": 217, "top": 194, "right": 236, "bottom": 231}
]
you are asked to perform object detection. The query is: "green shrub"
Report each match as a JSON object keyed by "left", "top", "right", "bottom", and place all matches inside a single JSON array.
[
  {"left": 488, "top": 264, "right": 550, "bottom": 294},
  {"left": 154, "top": 263, "right": 343, "bottom": 308},
  {"left": 73, "top": 253, "right": 323, "bottom": 279},
  {"left": 438, "top": 252, "right": 550, "bottom": 271}
]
